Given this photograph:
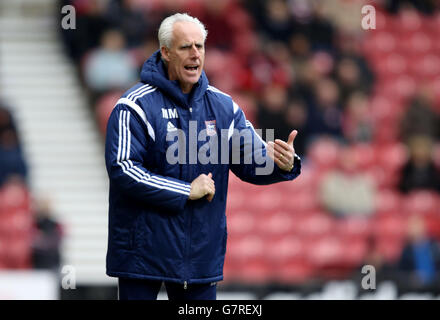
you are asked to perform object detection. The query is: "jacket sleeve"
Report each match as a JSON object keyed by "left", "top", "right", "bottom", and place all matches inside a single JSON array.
[
  {"left": 105, "top": 103, "right": 191, "bottom": 211},
  {"left": 229, "top": 102, "right": 301, "bottom": 185}
]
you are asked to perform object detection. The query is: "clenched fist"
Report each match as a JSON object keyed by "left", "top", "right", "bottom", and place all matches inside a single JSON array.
[{"left": 189, "top": 173, "right": 215, "bottom": 202}]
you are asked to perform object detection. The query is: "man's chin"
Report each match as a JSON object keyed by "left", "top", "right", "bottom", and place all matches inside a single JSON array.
[{"left": 183, "top": 76, "right": 201, "bottom": 86}]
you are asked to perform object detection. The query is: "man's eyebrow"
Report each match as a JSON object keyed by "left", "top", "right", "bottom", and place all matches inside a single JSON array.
[{"left": 179, "top": 42, "right": 204, "bottom": 48}]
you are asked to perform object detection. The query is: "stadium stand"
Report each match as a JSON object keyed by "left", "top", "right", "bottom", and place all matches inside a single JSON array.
[
  {"left": 58, "top": 0, "right": 440, "bottom": 291},
  {"left": 2, "top": 0, "right": 440, "bottom": 299}
]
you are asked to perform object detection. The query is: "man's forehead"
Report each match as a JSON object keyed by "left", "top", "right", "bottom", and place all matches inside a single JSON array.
[{"left": 172, "top": 21, "right": 204, "bottom": 43}]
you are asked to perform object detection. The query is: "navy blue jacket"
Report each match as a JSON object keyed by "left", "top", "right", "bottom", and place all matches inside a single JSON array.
[{"left": 105, "top": 51, "right": 301, "bottom": 284}]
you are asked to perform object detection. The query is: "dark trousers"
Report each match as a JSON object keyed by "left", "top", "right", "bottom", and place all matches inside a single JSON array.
[{"left": 118, "top": 277, "right": 217, "bottom": 300}]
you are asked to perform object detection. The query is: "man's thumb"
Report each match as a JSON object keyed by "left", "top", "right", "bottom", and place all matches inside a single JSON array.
[
  {"left": 287, "top": 130, "right": 298, "bottom": 145},
  {"left": 208, "top": 172, "right": 212, "bottom": 178}
]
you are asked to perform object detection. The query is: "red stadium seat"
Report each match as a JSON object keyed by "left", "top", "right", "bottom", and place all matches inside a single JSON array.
[
  {"left": 273, "top": 258, "right": 314, "bottom": 284},
  {"left": 340, "top": 238, "right": 368, "bottom": 267},
  {"left": 337, "top": 216, "right": 373, "bottom": 241},
  {"left": 373, "top": 53, "right": 407, "bottom": 79},
  {"left": 257, "top": 212, "right": 296, "bottom": 238},
  {"left": 369, "top": 94, "right": 404, "bottom": 123},
  {"left": 279, "top": 165, "right": 318, "bottom": 193},
  {"left": 375, "top": 235, "right": 405, "bottom": 263},
  {"left": 265, "top": 235, "right": 305, "bottom": 264},
  {"left": 246, "top": 188, "right": 283, "bottom": 213},
  {"left": 296, "top": 212, "right": 335, "bottom": 238},
  {"left": 372, "top": 214, "right": 408, "bottom": 239},
  {"left": 406, "top": 53, "right": 440, "bottom": 81},
  {"left": 363, "top": 31, "right": 396, "bottom": 57},
  {"left": 364, "top": 164, "right": 400, "bottom": 189},
  {"left": 226, "top": 234, "right": 265, "bottom": 263},
  {"left": 307, "top": 138, "right": 341, "bottom": 171},
  {"left": 95, "top": 91, "right": 123, "bottom": 135},
  {"left": 424, "top": 214, "right": 440, "bottom": 240},
  {"left": 226, "top": 189, "right": 245, "bottom": 212},
  {"left": 0, "top": 209, "right": 33, "bottom": 240},
  {"left": 283, "top": 190, "right": 321, "bottom": 214},
  {"left": 375, "top": 142, "right": 408, "bottom": 172},
  {"left": 305, "top": 236, "right": 346, "bottom": 278},
  {"left": 374, "top": 189, "right": 403, "bottom": 214},
  {"left": 349, "top": 144, "right": 376, "bottom": 170},
  {"left": 0, "top": 181, "right": 31, "bottom": 213},
  {"left": 236, "top": 258, "right": 272, "bottom": 284},
  {"left": 403, "top": 191, "right": 440, "bottom": 216},
  {"left": 227, "top": 210, "right": 257, "bottom": 236},
  {"left": 3, "top": 237, "right": 32, "bottom": 269}
]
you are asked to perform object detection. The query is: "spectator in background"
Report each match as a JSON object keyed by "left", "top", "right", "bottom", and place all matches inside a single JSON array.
[
  {"left": 245, "top": 40, "right": 292, "bottom": 93},
  {"left": 31, "top": 197, "right": 63, "bottom": 271},
  {"left": 256, "top": 84, "right": 291, "bottom": 142},
  {"left": 84, "top": 29, "right": 138, "bottom": 100},
  {"left": 400, "top": 90, "right": 440, "bottom": 143},
  {"left": 290, "top": 57, "right": 320, "bottom": 106},
  {"left": 306, "top": 77, "right": 344, "bottom": 141},
  {"left": 319, "top": 146, "right": 376, "bottom": 218},
  {"left": 385, "top": 0, "right": 438, "bottom": 15},
  {"left": 288, "top": 32, "right": 311, "bottom": 75},
  {"left": 334, "top": 33, "right": 374, "bottom": 97},
  {"left": 303, "top": 1, "right": 335, "bottom": 52},
  {"left": 259, "top": 0, "right": 295, "bottom": 42},
  {"left": 105, "top": 0, "right": 148, "bottom": 48},
  {"left": 334, "top": 57, "right": 369, "bottom": 108},
  {"left": 354, "top": 235, "right": 395, "bottom": 285},
  {"left": 285, "top": 97, "right": 308, "bottom": 156},
  {"left": 342, "top": 91, "right": 374, "bottom": 143},
  {"left": 0, "top": 104, "right": 17, "bottom": 142},
  {"left": 396, "top": 215, "right": 440, "bottom": 290},
  {"left": 398, "top": 135, "right": 440, "bottom": 194},
  {"left": 194, "top": 0, "right": 235, "bottom": 51},
  {"left": 0, "top": 106, "right": 28, "bottom": 187},
  {"left": 59, "top": 0, "right": 109, "bottom": 62}
]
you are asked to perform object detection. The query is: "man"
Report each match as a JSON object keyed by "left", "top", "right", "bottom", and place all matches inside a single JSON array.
[{"left": 105, "top": 13, "right": 301, "bottom": 300}]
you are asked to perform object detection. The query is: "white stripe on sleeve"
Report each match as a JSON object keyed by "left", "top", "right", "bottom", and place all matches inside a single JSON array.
[{"left": 116, "top": 109, "right": 191, "bottom": 196}]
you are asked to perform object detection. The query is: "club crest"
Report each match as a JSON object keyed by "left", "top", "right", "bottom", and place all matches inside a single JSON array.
[{"left": 205, "top": 120, "right": 217, "bottom": 136}]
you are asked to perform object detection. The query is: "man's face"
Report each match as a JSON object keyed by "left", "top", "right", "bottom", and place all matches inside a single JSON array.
[{"left": 161, "top": 21, "right": 205, "bottom": 93}]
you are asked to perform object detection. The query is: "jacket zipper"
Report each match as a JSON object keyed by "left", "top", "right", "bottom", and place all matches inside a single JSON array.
[{"left": 181, "top": 104, "right": 193, "bottom": 290}]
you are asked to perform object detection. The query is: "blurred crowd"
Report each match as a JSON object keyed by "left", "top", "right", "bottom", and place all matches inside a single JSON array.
[
  {"left": 53, "top": 0, "right": 440, "bottom": 290},
  {"left": 59, "top": 0, "right": 378, "bottom": 153},
  {"left": 0, "top": 101, "right": 62, "bottom": 272},
  {"left": 0, "top": 0, "right": 416, "bottom": 291}
]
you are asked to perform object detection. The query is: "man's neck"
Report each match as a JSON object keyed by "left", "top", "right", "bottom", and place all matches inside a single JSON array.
[
  {"left": 180, "top": 83, "right": 193, "bottom": 94},
  {"left": 167, "top": 71, "right": 193, "bottom": 94}
]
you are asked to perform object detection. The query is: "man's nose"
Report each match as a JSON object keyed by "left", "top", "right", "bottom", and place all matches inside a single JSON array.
[{"left": 190, "top": 44, "right": 200, "bottom": 59}]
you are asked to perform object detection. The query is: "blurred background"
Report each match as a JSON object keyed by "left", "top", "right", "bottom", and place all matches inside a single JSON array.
[{"left": 1, "top": 0, "right": 440, "bottom": 299}]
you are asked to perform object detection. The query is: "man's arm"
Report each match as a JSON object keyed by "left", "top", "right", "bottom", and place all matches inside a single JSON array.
[
  {"left": 105, "top": 104, "right": 193, "bottom": 211},
  {"left": 229, "top": 103, "right": 301, "bottom": 185}
]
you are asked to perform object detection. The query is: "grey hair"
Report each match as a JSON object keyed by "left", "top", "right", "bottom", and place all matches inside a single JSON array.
[{"left": 158, "top": 13, "right": 208, "bottom": 49}]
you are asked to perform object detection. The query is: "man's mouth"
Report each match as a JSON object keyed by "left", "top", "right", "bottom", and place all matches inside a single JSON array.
[{"left": 184, "top": 65, "right": 199, "bottom": 71}]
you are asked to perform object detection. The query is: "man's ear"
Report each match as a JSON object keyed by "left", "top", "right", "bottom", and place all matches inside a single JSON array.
[{"left": 160, "top": 46, "right": 170, "bottom": 63}]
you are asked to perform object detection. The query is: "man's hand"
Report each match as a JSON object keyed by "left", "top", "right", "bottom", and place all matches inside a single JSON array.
[
  {"left": 189, "top": 173, "right": 215, "bottom": 202},
  {"left": 267, "top": 130, "right": 298, "bottom": 172}
]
